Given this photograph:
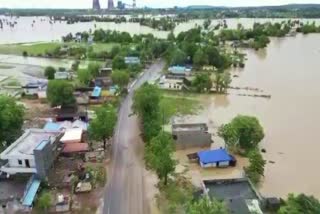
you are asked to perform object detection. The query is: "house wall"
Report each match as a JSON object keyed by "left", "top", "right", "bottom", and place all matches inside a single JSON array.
[
  {"left": 159, "top": 82, "right": 183, "bottom": 90},
  {"left": 8, "top": 158, "right": 35, "bottom": 168},
  {"left": 23, "top": 88, "right": 38, "bottom": 96},
  {"left": 34, "top": 139, "right": 61, "bottom": 179},
  {"left": 172, "top": 130, "right": 212, "bottom": 150}
]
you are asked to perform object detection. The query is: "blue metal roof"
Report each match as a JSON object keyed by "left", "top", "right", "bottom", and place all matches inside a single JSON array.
[
  {"left": 43, "top": 122, "right": 60, "bottom": 132},
  {"left": 91, "top": 86, "right": 102, "bottom": 97},
  {"left": 22, "top": 178, "right": 41, "bottom": 206},
  {"left": 168, "top": 66, "right": 187, "bottom": 74},
  {"left": 198, "top": 148, "right": 233, "bottom": 164},
  {"left": 35, "top": 140, "right": 49, "bottom": 151}
]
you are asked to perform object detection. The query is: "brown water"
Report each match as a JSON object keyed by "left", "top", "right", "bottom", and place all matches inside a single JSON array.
[
  {"left": 193, "top": 33, "right": 320, "bottom": 198},
  {"left": 1, "top": 16, "right": 320, "bottom": 44}
]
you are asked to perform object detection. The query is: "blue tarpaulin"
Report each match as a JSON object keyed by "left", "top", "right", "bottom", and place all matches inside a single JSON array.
[
  {"left": 22, "top": 177, "right": 41, "bottom": 206},
  {"left": 197, "top": 148, "right": 233, "bottom": 164},
  {"left": 91, "top": 86, "right": 102, "bottom": 97},
  {"left": 43, "top": 122, "right": 60, "bottom": 132}
]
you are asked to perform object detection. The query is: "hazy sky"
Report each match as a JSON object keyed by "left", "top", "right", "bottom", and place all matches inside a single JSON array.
[{"left": 0, "top": 0, "right": 320, "bottom": 8}]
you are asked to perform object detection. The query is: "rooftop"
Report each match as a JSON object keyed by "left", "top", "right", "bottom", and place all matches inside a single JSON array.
[
  {"left": 204, "top": 178, "right": 262, "bottom": 214},
  {"left": 172, "top": 123, "right": 208, "bottom": 132},
  {"left": 0, "top": 129, "right": 60, "bottom": 158},
  {"left": 198, "top": 148, "right": 234, "bottom": 164}
]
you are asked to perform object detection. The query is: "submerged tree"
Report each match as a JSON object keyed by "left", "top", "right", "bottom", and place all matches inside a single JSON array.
[
  {"left": 279, "top": 193, "right": 320, "bottom": 214},
  {"left": 192, "top": 73, "right": 212, "bottom": 93},
  {"left": 89, "top": 105, "right": 117, "bottom": 150},
  {"left": 44, "top": 66, "right": 56, "bottom": 80},
  {"left": 145, "top": 132, "right": 176, "bottom": 185},
  {"left": 245, "top": 149, "right": 266, "bottom": 184},
  {"left": 218, "top": 115, "right": 264, "bottom": 151}
]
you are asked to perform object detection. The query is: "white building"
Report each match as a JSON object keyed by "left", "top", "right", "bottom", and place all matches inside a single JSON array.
[
  {"left": 0, "top": 129, "right": 61, "bottom": 176},
  {"left": 158, "top": 76, "right": 184, "bottom": 90}
]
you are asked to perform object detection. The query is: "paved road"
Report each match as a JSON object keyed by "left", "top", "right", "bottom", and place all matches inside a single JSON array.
[{"left": 103, "top": 60, "right": 164, "bottom": 214}]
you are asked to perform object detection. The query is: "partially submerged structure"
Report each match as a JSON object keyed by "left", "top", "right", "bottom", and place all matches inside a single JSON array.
[
  {"left": 197, "top": 148, "right": 236, "bottom": 168},
  {"left": 158, "top": 75, "right": 184, "bottom": 90},
  {"left": 203, "top": 178, "right": 264, "bottom": 214},
  {"left": 172, "top": 123, "right": 212, "bottom": 150}
]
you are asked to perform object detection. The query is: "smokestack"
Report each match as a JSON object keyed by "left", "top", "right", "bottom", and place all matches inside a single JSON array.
[{"left": 92, "top": 0, "right": 101, "bottom": 10}]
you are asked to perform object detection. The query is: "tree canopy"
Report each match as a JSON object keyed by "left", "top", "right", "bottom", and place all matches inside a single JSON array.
[
  {"left": 44, "top": 66, "right": 56, "bottom": 80},
  {"left": 187, "top": 197, "right": 229, "bottom": 214},
  {"left": 218, "top": 115, "right": 264, "bottom": 151},
  {"left": 0, "top": 96, "right": 25, "bottom": 148},
  {"left": 36, "top": 191, "right": 52, "bottom": 211},
  {"left": 279, "top": 194, "right": 320, "bottom": 214},
  {"left": 77, "top": 69, "right": 92, "bottom": 86},
  {"left": 133, "top": 83, "right": 161, "bottom": 142},
  {"left": 245, "top": 149, "right": 266, "bottom": 184},
  {"left": 192, "top": 73, "right": 212, "bottom": 93},
  {"left": 47, "top": 80, "right": 75, "bottom": 107},
  {"left": 145, "top": 132, "right": 176, "bottom": 185},
  {"left": 111, "top": 70, "right": 130, "bottom": 88},
  {"left": 88, "top": 105, "right": 117, "bottom": 150},
  {"left": 87, "top": 62, "right": 101, "bottom": 78},
  {"left": 112, "top": 55, "right": 127, "bottom": 70}
]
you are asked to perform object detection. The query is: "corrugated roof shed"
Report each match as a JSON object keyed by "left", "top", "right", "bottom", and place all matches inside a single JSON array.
[{"left": 197, "top": 148, "right": 233, "bottom": 164}]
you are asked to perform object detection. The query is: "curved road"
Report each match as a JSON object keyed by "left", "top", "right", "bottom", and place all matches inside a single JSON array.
[{"left": 103, "top": 60, "right": 164, "bottom": 214}]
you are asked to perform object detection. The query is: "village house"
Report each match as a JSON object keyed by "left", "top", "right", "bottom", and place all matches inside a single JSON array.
[
  {"left": 0, "top": 129, "right": 62, "bottom": 179},
  {"left": 172, "top": 123, "right": 213, "bottom": 150},
  {"left": 168, "top": 66, "right": 192, "bottom": 78},
  {"left": 125, "top": 56, "right": 140, "bottom": 65},
  {"left": 197, "top": 148, "right": 236, "bottom": 168},
  {"left": 158, "top": 75, "right": 184, "bottom": 90},
  {"left": 22, "top": 81, "right": 47, "bottom": 96},
  {"left": 54, "top": 71, "right": 72, "bottom": 80}
]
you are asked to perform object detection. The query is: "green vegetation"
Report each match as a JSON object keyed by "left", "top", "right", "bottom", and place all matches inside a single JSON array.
[
  {"left": 88, "top": 105, "right": 117, "bottom": 150},
  {"left": 213, "top": 72, "right": 232, "bottom": 93},
  {"left": 0, "top": 96, "right": 25, "bottom": 150},
  {"left": 47, "top": 80, "right": 75, "bottom": 107},
  {"left": 112, "top": 55, "right": 126, "bottom": 70},
  {"left": 86, "top": 165, "right": 107, "bottom": 187},
  {"left": 279, "top": 193, "right": 320, "bottom": 214},
  {"left": 0, "top": 42, "right": 60, "bottom": 56},
  {"left": 192, "top": 73, "right": 212, "bottom": 93},
  {"left": 156, "top": 175, "right": 195, "bottom": 213},
  {"left": 297, "top": 22, "right": 320, "bottom": 34},
  {"left": 218, "top": 115, "right": 265, "bottom": 153},
  {"left": 111, "top": 70, "right": 130, "bottom": 89},
  {"left": 145, "top": 132, "right": 176, "bottom": 185},
  {"left": 44, "top": 66, "right": 56, "bottom": 80},
  {"left": 160, "top": 94, "right": 200, "bottom": 123},
  {"left": 36, "top": 191, "right": 52, "bottom": 211},
  {"left": 133, "top": 83, "right": 161, "bottom": 142},
  {"left": 0, "top": 64, "right": 14, "bottom": 69},
  {"left": 187, "top": 197, "right": 229, "bottom": 214},
  {"left": 244, "top": 150, "right": 266, "bottom": 184}
]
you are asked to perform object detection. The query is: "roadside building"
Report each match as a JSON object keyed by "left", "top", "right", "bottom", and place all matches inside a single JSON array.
[
  {"left": 158, "top": 75, "right": 184, "bottom": 90},
  {"left": 125, "top": 57, "right": 140, "bottom": 65},
  {"left": 168, "top": 66, "right": 192, "bottom": 78},
  {"left": 54, "top": 71, "right": 72, "bottom": 80},
  {"left": 197, "top": 148, "right": 236, "bottom": 168},
  {"left": 0, "top": 129, "right": 62, "bottom": 179},
  {"left": 22, "top": 81, "right": 47, "bottom": 96},
  {"left": 172, "top": 123, "right": 213, "bottom": 150}
]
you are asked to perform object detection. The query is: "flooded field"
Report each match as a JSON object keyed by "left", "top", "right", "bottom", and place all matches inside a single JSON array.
[
  {"left": 1, "top": 16, "right": 320, "bottom": 44},
  {"left": 176, "top": 33, "right": 320, "bottom": 198}
]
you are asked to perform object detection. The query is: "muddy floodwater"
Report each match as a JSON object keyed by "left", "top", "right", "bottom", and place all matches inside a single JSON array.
[{"left": 188, "top": 33, "right": 320, "bottom": 198}]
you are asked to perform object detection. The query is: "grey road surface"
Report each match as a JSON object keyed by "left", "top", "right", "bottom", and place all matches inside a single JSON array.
[{"left": 103, "top": 60, "right": 164, "bottom": 214}]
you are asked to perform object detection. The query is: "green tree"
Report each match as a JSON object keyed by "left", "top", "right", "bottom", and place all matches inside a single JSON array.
[
  {"left": 128, "top": 63, "right": 142, "bottom": 74},
  {"left": 169, "top": 48, "right": 188, "bottom": 66},
  {"left": 0, "top": 96, "right": 24, "bottom": 148},
  {"left": 112, "top": 55, "right": 127, "bottom": 70},
  {"left": 110, "top": 45, "right": 121, "bottom": 58},
  {"left": 187, "top": 197, "right": 229, "bottom": 214},
  {"left": 245, "top": 150, "right": 266, "bottom": 184},
  {"left": 133, "top": 83, "right": 161, "bottom": 142},
  {"left": 145, "top": 132, "right": 176, "bottom": 185},
  {"left": 279, "top": 194, "right": 320, "bottom": 214},
  {"left": 89, "top": 105, "right": 117, "bottom": 150},
  {"left": 44, "top": 66, "right": 56, "bottom": 80},
  {"left": 88, "top": 62, "right": 101, "bottom": 78},
  {"left": 193, "top": 49, "right": 209, "bottom": 68},
  {"left": 111, "top": 70, "right": 130, "bottom": 88},
  {"left": 203, "top": 19, "right": 212, "bottom": 30},
  {"left": 218, "top": 115, "right": 264, "bottom": 151},
  {"left": 36, "top": 191, "right": 51, "bottom": 211},
  {"left": 192, "top": 73, "right": 212, "bottom": 93},
  {"left": 47, "top": 80, "right": 75, "bottom": 107},
  {"left": 213, "top": 72, "right": 232, "bottom": 93},
  {"left": 78, "top": 69, "right": 92, "bottom": 86}
]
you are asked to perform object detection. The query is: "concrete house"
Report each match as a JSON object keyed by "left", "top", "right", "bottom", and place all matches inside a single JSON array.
[
  {"left": 0, "top": 129, "right": 62, "bottom": 179},
  {"left": 158, "top": 75, "right": 184, "bottom": 90},
  {"left": 172, "top": 123, "right": 213, "bottom": 150}
]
